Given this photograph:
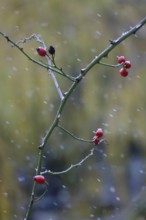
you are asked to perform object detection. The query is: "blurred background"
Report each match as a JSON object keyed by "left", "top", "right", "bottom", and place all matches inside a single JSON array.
[{"left": 0, "top": 0, "right": 146, "bottom": 219}]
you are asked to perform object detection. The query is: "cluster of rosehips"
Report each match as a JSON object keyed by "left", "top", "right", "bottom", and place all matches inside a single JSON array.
[
  {"left": 92, "top": 128, "right": 104, "bottom": 145},
  {"left": 117, "top": 56, "right": 132, "bottom": 77},
  {"left": 34, "top": 175, "right": 46, "bottom": 184},
  {"left": 36, "top": 45, "right": 55, "bottom": 57}
]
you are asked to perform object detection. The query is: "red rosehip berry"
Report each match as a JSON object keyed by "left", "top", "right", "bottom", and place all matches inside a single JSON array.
[
  {"left": 119, "top": 68, "right": 128, "bottom": 77},
  {"left": 36, "top": 47, "right": 47, "bottom": 56},
  {"left": 48, "top": 45, "right": 55, "bottom": 55},
  {"left": 95, "top": 128, "right": 104, "bottom": 138},
  {"left": 34, "top": 175, "right": 46, "bottom": 184},
  {"left": 117, "top": 56, "right": 126, "bottom": 64},
  {"left": 124, "top": 60, "right": 131, "bottom": 69},
  {"left": 93, "top": 135, "right": 100, "bottom": 145}
]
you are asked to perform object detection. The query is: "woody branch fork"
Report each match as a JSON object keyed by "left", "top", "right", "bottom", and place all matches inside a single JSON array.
[{"left": 0, "top": 16, "right": 146, "bottom": 219}]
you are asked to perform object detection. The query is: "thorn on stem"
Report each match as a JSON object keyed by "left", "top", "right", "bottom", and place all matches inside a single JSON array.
[
  {"left": 38, "top": 144, "right": 44, "bottom": 150},
  {"left": 75, "top": 74, "right": 82, "bottom": 82},
  {"left": 57, "top": 114, "right": 61, "bottom": 121},
  {"left": 109, "top": 40, "right": 116, "bottom": 45},
  {"left": 81, "top": 68, "right": 85, "bottom": 74},
  {"left": 5, "top": 35, "right": 9, "bottom": 42},
  {"left": 63, "top": 92, "right": 68, "bottom": 96}
]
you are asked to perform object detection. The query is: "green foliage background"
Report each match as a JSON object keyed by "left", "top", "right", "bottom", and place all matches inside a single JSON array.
[{"left": 0, "top": 0, "right": 146, "bottom": 219}]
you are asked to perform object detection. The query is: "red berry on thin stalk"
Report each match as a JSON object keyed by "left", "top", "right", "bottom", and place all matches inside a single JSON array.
[
  {"left": 36, "top": 47, "right": 47, "bottom": 56},
  {"left": 119, "top": 68, "right": 128, "bottom": 77},
  {"left": 117, "top": 56, "right": 126, "bottom": 64},
  {"left": 124, "top": 60, "right": 132, "bottom": 69},
  {"left": 34, "top": 175, "right": 46, "bottom": 184},
  {"left": 93, "top": 135, "right": 100, "bottom": 145},
  {"left": 95, "top": 128, "right": 104, "bottom": 138}
]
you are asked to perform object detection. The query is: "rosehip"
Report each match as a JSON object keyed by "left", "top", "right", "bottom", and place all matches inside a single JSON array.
[
  {"left": 93, "top": 135, "right": 100, "bottom": 145},
  {"left": 124, "top": 60, "right": 131, "bottom": 69},
  {"left": 34, "top": 175, "right": 46, "bottom": 184},
  {"left": 36, "top": 47, "right": 47, "bottom": 56},
  {"left": 95, "top": 128, "right": 104, "bottom": 138},
  {"left": 119, "top": 68, "right": 128, "bottom": 77},
  {"left": 117, "top": 56, "right": 126, "bottom": 64},
  {"left": 48, "top": 45, "right": 55, "bottom": 55}
]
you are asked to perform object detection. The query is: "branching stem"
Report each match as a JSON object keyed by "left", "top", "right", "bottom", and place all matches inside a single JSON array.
[
  {"left": 0, "top": 32, "right": 76, "bottom": 81},
  {"left": 81, "top": 16, "right": 146, "bottom": 75},
  {"left": 1, "top": 16, "right": 146, "bottom": 220}
]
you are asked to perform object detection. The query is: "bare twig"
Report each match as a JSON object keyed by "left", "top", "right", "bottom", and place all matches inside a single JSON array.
[
  {"left": 41, "top": 148, "right": 95, "bottom": 175},
  {"left": 34, "top": 182, "right": 48, "bottom": 202},
  {"left": 57, "top": 124, "right": 93, "bottom": 143},
  {"left": 46, "top": 56, "right": 64, "bottom": 101},
  {"left": 16, "top": 33, "right": 46, "bottom": 48},
  {"left": 99, "top": 61, "right": 121, "bottom": 68}
]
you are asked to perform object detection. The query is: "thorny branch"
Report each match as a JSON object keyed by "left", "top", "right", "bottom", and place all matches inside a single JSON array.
[{"left": 0, "top": 16, "right": 146, "bottom": 220}]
